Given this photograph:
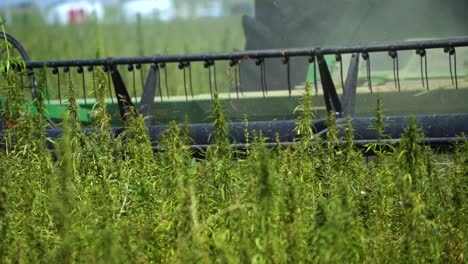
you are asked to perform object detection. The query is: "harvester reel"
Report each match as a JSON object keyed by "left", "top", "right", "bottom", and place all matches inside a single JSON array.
[{"left": 1, "top": 28, "right": 468, "bottom": 152}]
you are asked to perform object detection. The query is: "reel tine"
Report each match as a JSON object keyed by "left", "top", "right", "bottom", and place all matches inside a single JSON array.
[
  {"left": 419, "top": 51, "right": 425, "bottom": 89},
  {"left": 183, "top": 64, "right": 188, "bottom": 101},
  {"left": 103, "top": 65, "right": 114, "bottom": 104},
  {"left": 27, "top": 66, "right": 37, "bottom": 101},
  {"left": 390, "top": 51, "right": 397, "bottom": 90},
  {"left": 32, "top": 68, "right": 55, "bottom": 127},
  {"left": 309, "top": 55, "right": 318, "bottom": 95},
  {"left": 230, "top": 59, "right": 240, "bottom": 99},
  {"left": 238, "top": 61, "right": 243, "bottom": 96},
  {"left": 179, "top": 61, "right": 188, "bottom": 102},
  {"left": 77, "top": 66, "right": 87, "bottom": 105},
  {"left": 64, "top": 66, "right": 72, "bottom": 100},
  {"left": 314, "top": 57, "right": 318, "bottom": 95},
  {"left": 256, "top": 58, "right": 266, "bottom": 98},
  {"left": 205, "top": 60, "right": 213, "bottom": 100},
  {"left": 159, "top": 63, "right": 169, "bottom": 99},
  {"left": 396, "top": 53, "right": 401, "bottom": 92},
  {"left": 45, "top": 70, "right": 50, "bottom": 104},
  {"left": 234, "top": 62, "right": 239, "bottom": 99},
  {"left": 445, "top": 47, "right": 455, "bottom": 86},
  {"left": 416, "top": 49, "right": 429, "bottom": 90},
  {"left": 186, "top": 62, "right": 193, "bottom": 98},
  {"left": 135, "top": 64, "right": 145, "bottom": 100},
  {"left": 88, "top": 66, "right": 97, "bottom": 102},
  {"left": 140, "top": 64, "right": 146, "bottom": 92},
  {"left": 157, "top": 65, "right": 163, "bottom": 102},
  {"left": 66, "top": 67, "right": 72, "bottom": 98},
  {"left": 209, "top": 66, "right": 213, "bottom": 98},
  {"left": 213, "top": 61, "right": 218, "bottom": 94},
  {"left": 445, "top": 47, "right": 458, "bottom": 90},
  {"left": 336, "top": 54, "right": 344, "bottom": 89},
  {"left": 234, "top": 69, "right": 239, "bottom": 99},
  {"left": 129, "top": 66, "right": 136, "bottom": 104},
  {"left": 40, "top": 68, "right": 51, "bottom": 104},
  {"left": 362, "top": 52, "right": 372, "bottom": 93},
  {"left": 263, "top": 59, "right": 268, "bottom": 95},
  {"left": 449, "top": 54, "right": 454, "bottom": 86},
  {"left": 127, "top": 64, "right": 137, "bottom": 103},
  {"left": 282, "top": 56, "right": 291, "bottom": 96},
  {"left": 393, "top": 55, "right": 398, "bottom": 91},
  {"left": 425, "top": 53, "right": 429, "bottom": 90},
  {"left": 52, "top": 67, "right": 62, "bottom": 104},
  {"left": 389, "top": 50, "right": 401, "bottom": 92},
  {"left": 454, "top": 48, "right": 458, "bottom": 90}
]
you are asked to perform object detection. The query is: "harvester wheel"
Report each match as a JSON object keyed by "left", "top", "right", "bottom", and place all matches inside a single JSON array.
[
  {"left": 0, "top": 31, "right": 36, "bottom": 98},
  {"left": 0, "top": 31, "right": 42, "bottom": 129},
  {"left": 0, "top": 31, "right": 31, "bottom": 62}
]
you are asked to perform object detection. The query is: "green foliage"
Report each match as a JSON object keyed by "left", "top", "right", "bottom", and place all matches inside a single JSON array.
[
  {"left": 294, "top": 81, "right": 315, "bottom": 144},
  {"left": 365, "top": 95, "right": 395, "bottom": 156},
  {"left": 0, "top": 39, "right": 466, "bottom": 264},
  {"left": 209, "top": 92, "right": 230, "bottom": 155}
]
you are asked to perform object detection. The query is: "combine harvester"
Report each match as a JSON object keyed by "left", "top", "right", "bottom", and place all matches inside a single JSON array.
[{"left": 1, "top": 0, "right": 468, "bottom": 151}]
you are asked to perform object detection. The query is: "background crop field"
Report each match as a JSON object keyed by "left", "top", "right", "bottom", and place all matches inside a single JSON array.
[
  {"left": 5, "top": 14, "right": 246, "bottom": 99},
  {"left": 8, "top": 18, "right": 245, "bottom": 59}
]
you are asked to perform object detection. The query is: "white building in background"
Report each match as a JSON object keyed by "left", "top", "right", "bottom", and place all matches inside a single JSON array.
[
  {"left": 121, "top": 0, "right": 175, "bottom": 22},
  {"left": 195, "top": 1, "right": 223, "bottom": 18},
  {"left": 0, "top": 0, "right": 250, "bottom": 25},
  {"left": 120, "top": 0, "right": 227, "bottom": 22}
]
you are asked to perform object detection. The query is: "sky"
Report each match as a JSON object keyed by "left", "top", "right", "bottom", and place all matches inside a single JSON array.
[{"left": 0, "top": 0, "right": 120, "bottom": 9}]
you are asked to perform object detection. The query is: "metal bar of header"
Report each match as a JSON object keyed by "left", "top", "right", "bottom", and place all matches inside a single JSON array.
[{"left": 26, "top": 37, "right": 468, "bottom": 69}]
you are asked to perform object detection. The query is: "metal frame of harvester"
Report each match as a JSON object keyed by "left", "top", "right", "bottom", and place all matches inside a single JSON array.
[{"left": 1, "top": 29, "right": 468, "bottom": 152}]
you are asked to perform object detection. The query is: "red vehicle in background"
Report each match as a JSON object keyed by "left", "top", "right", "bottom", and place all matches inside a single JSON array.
[{"left": 44, "top": 0, "right": 104, "bottom": 25}]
